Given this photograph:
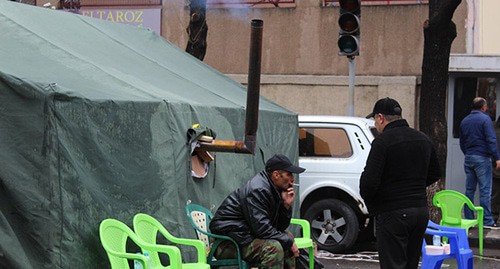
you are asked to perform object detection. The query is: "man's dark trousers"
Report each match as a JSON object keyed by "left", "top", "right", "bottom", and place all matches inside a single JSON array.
[{"left": 376, "top": 206, "right": 428, "bottom": 269}]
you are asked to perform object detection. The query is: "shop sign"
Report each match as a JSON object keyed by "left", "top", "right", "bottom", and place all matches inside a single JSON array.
[{"left": 80, "top": 8, "right": 161, "bottom": 34}]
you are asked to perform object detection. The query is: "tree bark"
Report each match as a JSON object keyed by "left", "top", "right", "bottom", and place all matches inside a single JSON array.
[
  {"left": 186, "top": 0, "right": 208, "bottom": 61},
  {"left": 420, "top": 0, "right": 462, "bottom": 222}
]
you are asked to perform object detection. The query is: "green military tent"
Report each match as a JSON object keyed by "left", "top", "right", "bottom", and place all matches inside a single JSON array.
[{"left": 0, "top": 1, "right": 299, "bottom": 267}]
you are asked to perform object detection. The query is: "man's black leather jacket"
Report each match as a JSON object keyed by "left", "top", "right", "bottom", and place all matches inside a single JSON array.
[{"left": 209, "top": 171, "right": 294, "bottom": 249}]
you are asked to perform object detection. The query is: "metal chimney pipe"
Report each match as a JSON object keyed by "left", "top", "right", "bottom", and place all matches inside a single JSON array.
[
  {"left": 244, "top": 19, "right": 263, "bottom": 139},
  {"left": 198, "top": 19, "right": 263, "bottom": 154}
]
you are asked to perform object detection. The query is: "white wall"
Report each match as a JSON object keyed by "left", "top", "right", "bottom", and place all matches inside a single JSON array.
[
  {"left": 475, "top": 0, "right": 500, "bottom": 54},
  {"left": 466, "top": 0, "right": 500, "bottom": 55}
]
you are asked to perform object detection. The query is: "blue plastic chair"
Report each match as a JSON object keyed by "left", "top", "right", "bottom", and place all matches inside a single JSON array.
[{"left": 421, "top": 220, "right": 473, "bottom": 269}]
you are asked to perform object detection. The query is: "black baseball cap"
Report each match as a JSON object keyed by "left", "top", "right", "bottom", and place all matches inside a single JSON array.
[
  {"left": 366, "top": 97, "right": 402, "bottom": 119},
  {"left": 265, "top": 154, "right": 305, "bottom": 174}
]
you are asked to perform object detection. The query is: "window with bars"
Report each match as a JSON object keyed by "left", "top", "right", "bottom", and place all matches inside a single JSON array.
[
  {"left": 323, "top": 0, "right": 428, "bottom": 7},
  {"left": 60, "top": 0, "right": 161, "bottom": 10},
  {"left": 207, "top": 0, "right": 295, "bottom": 8},
  {"left": 78, "top": 0, "right": 162, "bottom": 6},
  {"left": 11, "top": 0, "right": 36, "bottom": 5}
]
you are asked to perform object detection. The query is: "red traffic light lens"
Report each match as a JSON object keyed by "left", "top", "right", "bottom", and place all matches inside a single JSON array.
[{"left": 338, "top": 13, "right": 359, "bottom": 33}]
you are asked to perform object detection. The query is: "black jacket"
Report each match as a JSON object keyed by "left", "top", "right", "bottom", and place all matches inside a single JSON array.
[
  {"left": 359, "top": 119, "right": 441, "bottom": 215},
  {"left": 209, "top": 171, "right": 294, "bottom": 249}
]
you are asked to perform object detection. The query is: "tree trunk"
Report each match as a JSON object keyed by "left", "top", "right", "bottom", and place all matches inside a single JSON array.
[
  {"left": 186, "top": 0, "right": 208, "bottom": 61},
  {"left": 420, "top": 0, "right": 462, "bottom": 222}
]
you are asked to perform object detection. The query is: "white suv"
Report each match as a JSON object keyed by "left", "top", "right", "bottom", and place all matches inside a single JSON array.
[{"left": 298, "top": 115, "right": 377, "bottom": 253}]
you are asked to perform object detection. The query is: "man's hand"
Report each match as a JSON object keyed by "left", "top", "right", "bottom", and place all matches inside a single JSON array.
[
  {"left": 496, "top": 160, "right": 500, "bottom": 170},
  {"left": 281, "top": 187, "right": 294, "bottom": 209},
  {"left": 290, "top": 242, "right": 299, "bottom": 258}
]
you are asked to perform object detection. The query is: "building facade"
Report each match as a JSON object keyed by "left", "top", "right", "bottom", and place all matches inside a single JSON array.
[
  {"left": 33, "top": 0, "right": 468, "bottom": 126},
  {"left": 33, "top": 0, "right": 500, "bottom": 187}
]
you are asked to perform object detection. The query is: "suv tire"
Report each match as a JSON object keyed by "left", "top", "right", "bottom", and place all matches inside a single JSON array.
[{"left": 303, "top": 198, "right": 359, "bottom": 253}]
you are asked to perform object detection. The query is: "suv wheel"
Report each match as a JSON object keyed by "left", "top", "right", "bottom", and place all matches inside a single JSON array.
[{"left": 303, "top": 198, "right": 359, "bottom": 253}]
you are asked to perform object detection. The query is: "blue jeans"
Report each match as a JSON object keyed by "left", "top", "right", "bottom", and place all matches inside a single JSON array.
[{"left": 464, "top": 155, "right": 495, "bottom": 226}]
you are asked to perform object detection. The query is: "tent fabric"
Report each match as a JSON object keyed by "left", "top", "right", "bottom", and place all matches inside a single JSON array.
[{"left": 0, "top": 1, "right": 299, "bottom": 268}]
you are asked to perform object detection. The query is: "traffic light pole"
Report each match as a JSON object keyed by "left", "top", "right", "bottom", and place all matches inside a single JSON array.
[{"left": 348, "top": 56, "right": 355, "bottom": 116}]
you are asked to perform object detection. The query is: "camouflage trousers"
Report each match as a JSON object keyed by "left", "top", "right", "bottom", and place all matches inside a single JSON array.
[{"left": 214, "top": 233, "right": 295, "bottom": 269}]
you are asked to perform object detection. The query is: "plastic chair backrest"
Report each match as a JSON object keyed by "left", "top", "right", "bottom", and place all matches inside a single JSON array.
[
  {"left": 185, "top": 202, "right": 254, "bottom": 269},
  {"left": 433, "top": 189, "right": 484, "bottom": 256},
  {"left": 433, "top": 190, "right": 471, "bottom": 225},
  {"left": 99, "top": 218, "right": 151, "bottom": 269},
  {"left": 133, "top": 213, "right": 208, "bottom": 267},
  {"left": 421, "top": 220, "right": 473, "bottom": 269},
  {"left": 185, "top": 203, "right": 213, "bottom": 249},
  {"left": 424, "top": 220, "right": 470, "bottom": 250},
  {"left": 132, "top": 214, "right": 163, "bottom": 268}
]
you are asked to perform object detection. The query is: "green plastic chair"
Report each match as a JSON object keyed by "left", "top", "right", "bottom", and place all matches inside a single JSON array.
[
  {"left": 100, "top": 218, "right": 198, "bottom": 269},
  {"left": 290, "top": 218, "right": 315, "bottom": 269},
  {"left": 133, "top": 213, "right": 210, "bottom": 269},
  {"left": 433, "top": 189, "right": 484, "bottom": 256},
  {"left": 185, "top": 202, "right": 257, "bottom": 269},
  {"left": 185, "top": 202, "right": 315, "bottom": 269}
]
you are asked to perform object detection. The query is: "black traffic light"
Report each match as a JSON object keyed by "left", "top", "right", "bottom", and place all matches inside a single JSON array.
[{"left": 338, "top": 0, "right": 360, "bottom": 57}]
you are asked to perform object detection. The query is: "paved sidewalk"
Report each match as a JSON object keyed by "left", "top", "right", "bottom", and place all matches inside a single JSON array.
[
  {"left": 469, "top": 226, "right": 500, "bottom": 252},
  {"left": 313, "top": 227, "right": 500, "bottom": 268}
]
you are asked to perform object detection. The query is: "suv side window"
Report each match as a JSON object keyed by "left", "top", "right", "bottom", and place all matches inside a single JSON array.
[{"left": 299, "top": 127, "right": 353, "bottom": 157}]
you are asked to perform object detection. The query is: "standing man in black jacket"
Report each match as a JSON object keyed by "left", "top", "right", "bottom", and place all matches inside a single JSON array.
[
  {"left": 210, "top": 154, "right": 304, "bottom": 269},
  {"left": 360, "top": 97, "right": 441, "bottom": 269}
]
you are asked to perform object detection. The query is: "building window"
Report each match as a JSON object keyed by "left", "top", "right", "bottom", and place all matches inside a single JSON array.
[
  {"left": 452, "top": 77, "right": 499, "bottom": 138},
  {"left": 11, "top": 0, "right": 36, "bottom": 5},
  {"left": 79, "top": 0, "right": 161, "bottom": 6},
  {"left": 323, "top": 0, "right": 428, "bottom": 7},
  {"left": 299, "top": 127, "right": 353, "bottom": 158},
  {"left": 207, "top": 0, "right": 296, "bottom": 9}
]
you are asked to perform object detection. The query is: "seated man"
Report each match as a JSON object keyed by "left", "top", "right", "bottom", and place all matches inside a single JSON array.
[{"left": 209, "top": 154, "right": 305, "bottom": 269}]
